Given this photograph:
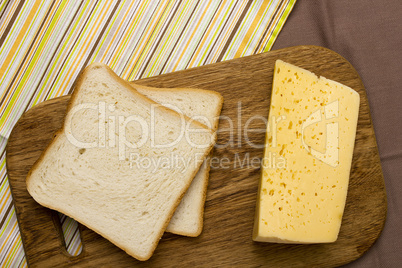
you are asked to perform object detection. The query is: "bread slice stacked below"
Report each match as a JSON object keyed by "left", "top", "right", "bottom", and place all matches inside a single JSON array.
[
  {"left": 131, "top": 84, "right": 223, "bottom": 236},
  {"left": 26, "top": 63, "right": 218, "bottom": 261}
]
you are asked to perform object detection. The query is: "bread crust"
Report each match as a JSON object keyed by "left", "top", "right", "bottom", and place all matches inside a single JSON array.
[
  {"left": 130, "top": 83, "right": 224, "bottom": 105},
  {"left": 26, "top": 63, "right": 217, "bottom": 261}
]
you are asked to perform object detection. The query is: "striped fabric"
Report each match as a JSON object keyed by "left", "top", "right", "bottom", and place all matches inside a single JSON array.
[{"left": 0, "top": 0, "right": 295, "bottom": 266}]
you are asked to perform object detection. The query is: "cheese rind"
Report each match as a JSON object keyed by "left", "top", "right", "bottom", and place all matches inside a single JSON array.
[{"left": 253, "top": 60, "right": 360, "bottom": 243}]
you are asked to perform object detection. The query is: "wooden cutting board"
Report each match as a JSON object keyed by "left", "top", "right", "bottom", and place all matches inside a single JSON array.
[{"left": 6, "top": 46, "right": 387, "bottom": 267}]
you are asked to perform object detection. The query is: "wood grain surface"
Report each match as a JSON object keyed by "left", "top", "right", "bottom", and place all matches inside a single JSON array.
[{"left": 6, "top": 46, "right": 387, "bottom": 267}]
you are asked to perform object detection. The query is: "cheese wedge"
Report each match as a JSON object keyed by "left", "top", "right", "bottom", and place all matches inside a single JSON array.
[{"left": 253, "top": 60, "right": 360, "bottom": 243}]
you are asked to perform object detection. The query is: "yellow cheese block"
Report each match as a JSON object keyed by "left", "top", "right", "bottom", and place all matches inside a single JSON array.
[{"left": 253, "top": 60, "right": 360, "bottom": 243}]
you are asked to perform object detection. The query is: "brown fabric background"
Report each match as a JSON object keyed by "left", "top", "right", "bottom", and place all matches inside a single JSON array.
[{"left": 272, "top": 0, "right": 402, "bottom": 267}]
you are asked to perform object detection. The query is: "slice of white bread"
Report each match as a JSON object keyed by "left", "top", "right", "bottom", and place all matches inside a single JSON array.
[
  {"left": 130, "top": 84, "right": 223, "bottom": 236},
  {"left": 26, "top": 63, "right": 216, "bottom": 261}
]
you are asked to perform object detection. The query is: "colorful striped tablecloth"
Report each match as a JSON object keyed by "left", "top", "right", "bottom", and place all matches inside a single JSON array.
[{"left": 0, "top": 0, "right": 296, "bottom": 266}]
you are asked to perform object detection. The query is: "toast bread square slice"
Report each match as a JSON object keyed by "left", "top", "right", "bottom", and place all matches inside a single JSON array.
[
  {"left": 131, "top": 84, "right": 223, "bottom": 236},
  {"left": 26, "top": 63, "right": 216, "bottom": 261}
]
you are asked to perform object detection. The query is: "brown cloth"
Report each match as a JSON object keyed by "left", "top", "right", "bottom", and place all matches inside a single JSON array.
[{"left": 272, "top": 0, "right": 402, "bottom": 267}]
